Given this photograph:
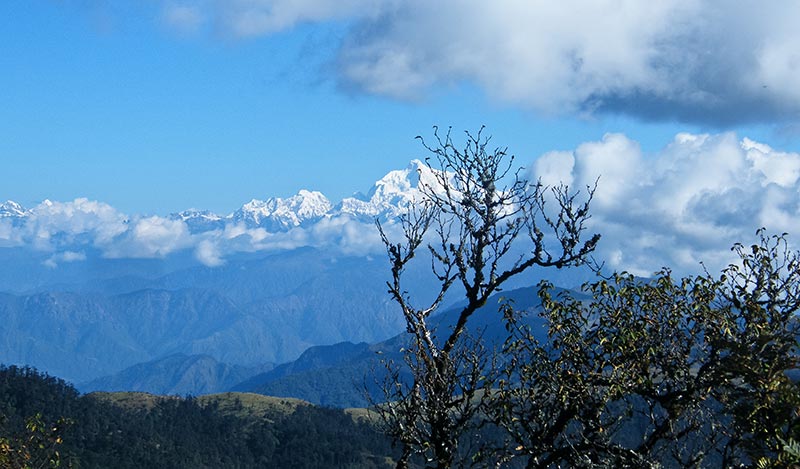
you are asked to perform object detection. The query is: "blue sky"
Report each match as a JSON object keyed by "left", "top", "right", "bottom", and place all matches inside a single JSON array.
[
  {"left": 3, "top": 0, "right": 796, "bottom": 215},
  {"left": 2, "top": 1, "right": 800, "bottom": 275}
]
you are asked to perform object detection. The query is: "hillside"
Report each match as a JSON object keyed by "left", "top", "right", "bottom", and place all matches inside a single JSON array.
[
  {"left": 79, "top": 354, "right": 274, "bottom": 395},
  {"left": 0, "top": 248, "right": 437, "bottom": 384},
  {"left": 75, "top": 283, "right": 586, "bottom": 405},
  {"left": 234, "top": 286, "right": 556, "bottom": 407},
  {"left": 0, "top": 365, "right": 398, "bottom": 469}
]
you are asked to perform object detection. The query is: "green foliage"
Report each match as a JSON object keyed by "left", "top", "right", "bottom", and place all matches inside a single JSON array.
[
  {"left": 488, "top": 230, "right": 800, "bottom": 467},
  {"left": 0, "top": 366, "right": 77, "bottom": 469},
  {"left": 0, "top": 412, "right": 71, "bottom": 469},
  {"left": 757, "top": 437, "right": 800, "bottom": 468},
  {"left": 712, "top": 232, "right": 800, "bottom": 462},
  {"left": 0, "top": 365, "right": 397, "bottom": 468}
]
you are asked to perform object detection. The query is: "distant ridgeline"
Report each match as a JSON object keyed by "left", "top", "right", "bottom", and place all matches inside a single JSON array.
[
  {"left": 78, "top": 286, "right": 552, "bottom": 408},
  {"left": 0, "top": 365, "right": 397, "bottom": 469},
  {"left": 0, "top": 160, "right": 592, "bottom": 395}
]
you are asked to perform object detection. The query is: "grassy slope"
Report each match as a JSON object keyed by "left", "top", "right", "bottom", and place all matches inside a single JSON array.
[{"left": 89, "top": 390, "right": 316, "bottom": 420}]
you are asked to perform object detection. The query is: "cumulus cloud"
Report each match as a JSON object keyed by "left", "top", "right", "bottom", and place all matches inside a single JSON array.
[
  {"left": 146, "top": 0, "right": 800, "bottom": 125},
  {"left": 531, "top": 132, "right": 800, "bottom": 276},
  {"left": 310, "top": 215, "right": 385, "bottom": 255},
  {"left": 194, "top": 239, "right": 224, "bottom": 266},
  {"left": 175, "top": 216, "right": 388, "bottom": 267},
  {"left": 1, "top": 199, "right": 129, "bottom": 251},
  {"left": 0, "top": 199, "right": 195, "bottom": 260},
  {"left": 213, "top": 216, "right": 385, "bottom": 257},
  {"left": 338, "top": 0, "right": 800, "bottom": 124},
  {"left": 105, "top": 216, "right": 193, "bottom": 259},
  {"left": 6, "top": 131, "right": 800, "bottom": 275}
]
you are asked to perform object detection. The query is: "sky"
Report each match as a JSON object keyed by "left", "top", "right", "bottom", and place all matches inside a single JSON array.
[{"left": 2, "top": 0, "right": 800, "bottom": 275}]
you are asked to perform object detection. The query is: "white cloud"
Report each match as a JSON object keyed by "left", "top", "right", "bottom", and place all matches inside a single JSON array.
[
  {"left": 572, "top": 134, "right": 641, "bottom": 209},
  {"left": 0, "top": 220, "right": 23, "bottom": 247},
  {"left": 743, "top": 138, "right": 800, "bottom": 187},
  {"left": 341, "top": 1, "right": 678, "bottom": 106},
  {"left": 105, "top": 216, "right": 192, "bottom": 258},
  {"left": 6, "top": 131, "right": 800, "bottom": 276},
  {"left": 62, "top": 1, "right": 800, "bottom": 124},
  {"left": 162, "top": 3, "right": 206, "bottom": 34},
  {"left": 17, "top": 199, "right": 129, "bottom": 251},
  {"left": 0, "top": 195, "right": 384, "bottom": 265},
  {"left": 181, "top": 0, "right": 799, "bottom": 125},
  {"left": 159, "top": 0, "right": 386, "bottom": 37},
  {"left": 194, "top": 239, "right": 224, "bottom": 266},
  {"left": 180, "top": 213, "right": 389, "bottom": 265},
  {"left": 533, "top": 151, "right": 574, "bottom": 189},
  {"left": 335, "top": 0, "right": 800, "bottom": 124},
  {"left": 0, "top": 198, "right": 197, "bottom": 260},
  {"left": 532, "top": 132, "right": 800, "bottom": 276},
  {"left": 43, "top": 251, "right": 87, "bottom": 269},
  {"left": 310, "top": 215, "right": 384, "bottom": 255}
]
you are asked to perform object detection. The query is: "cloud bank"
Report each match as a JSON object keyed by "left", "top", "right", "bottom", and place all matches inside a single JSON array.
[
  {"left": 532, "top": 132, "right": 800, "bottom": 276},
  {"left": 0, "top": 198, "right": 388, "bottom": 267},
  {"left": 2, "top": 132, "right": 798, "bottom": 274},
  {"left": 155, "top": 0, "right": 800, "bottom": 125}
]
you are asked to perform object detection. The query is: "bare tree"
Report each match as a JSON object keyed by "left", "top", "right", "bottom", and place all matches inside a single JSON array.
[{"left": 374, "top": 126, "right": 599, "bottom": 468}]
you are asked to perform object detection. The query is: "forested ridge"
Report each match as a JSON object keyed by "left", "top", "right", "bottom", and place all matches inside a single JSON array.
[{"left": 0, "top": 365, "right": 396, "bottom": 468}]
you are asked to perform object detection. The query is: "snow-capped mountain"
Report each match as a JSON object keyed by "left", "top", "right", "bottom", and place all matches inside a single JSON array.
[
  {"left": 336, "top": 159, "right": 442, "bottom": 221},
  {"left": 1, "top": 160, "right": 438, "bottom": 234},
  {"left": 0, "top": 200, "right": 29, "bottom": 229},
  {"left": 0, "top": 160, "right": 445, "bottom": 262},
  {"left": 0, "top": 200, "right": 27, "bottom": 219},
  {"left": 170, "top": 209, "right": 226, "bottom": 234},
  {"left": 232, "top": 189, "right": 332, "bottom": 231},
  {"left": 173, "top": 160, "right": 441, "bottom": 232}
]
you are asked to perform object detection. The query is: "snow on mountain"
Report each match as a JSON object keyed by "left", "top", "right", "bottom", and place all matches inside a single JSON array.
[
  {"left": 169, "top": 161, "right": 440, "bottom": 233},
  {"left": 172, "top": 209, "right": 223, "bottom": 222},
  {"left": 4, "top": 161, "right": 438, "bottom": 237},
  {"left": 231, "top": 189, "right": 332, "bottom": 231},
  {"left": 0, "top": 200, "right": 27, "bottom": 219},
  {"left": 336, "top": 159, "right": 443, "bottom": 221},
  {"left": 0, "top": 200, "right": 30, "bottom": 231},
  {"left": 0, "top": 161, "right": 444, "bottom": 261},
  {"left": 170, "top": 209, "right": 226, "bottom": 234}
]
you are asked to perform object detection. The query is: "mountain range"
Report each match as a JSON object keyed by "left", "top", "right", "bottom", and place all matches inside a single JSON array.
[
  {"left": 0, "top": 247, "right": 454, "bottom": 384},
  {"left": 1, "top": 159, "right": 438, "bottom": 237},
  {"left": 82, "top": 286, "right": 564, "bottom": 407},
  {"left": 0, "top": 159, "right": 591, "bottom": 403}
]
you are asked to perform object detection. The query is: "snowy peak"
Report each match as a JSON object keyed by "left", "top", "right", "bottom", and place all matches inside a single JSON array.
[
  {"left": 369, "top": 159, "right": 424, "bottom": 198},
  {"left": 369, "top": 159, "right": 442, "bottom": 198},
  {"left": 172, "top": 209, "right": 223, "bottom": 222},
  {"left": 2, "top": 160, "right": 441, "bottom": 238},
  {"left": 336, "top": 159, "right": 444, "bottom": 220},
  {"left": 282, "top": 190, "right": 333, "bottom": 219},
  {"left": 170, "top": 209, "right": 225, "bottom": 234},
  {"left": 371, "top": 159, "right": 446, "bottom": 200},
  {"left": 226, "top": 161, "right": 438, "bottom": 229},
  {"left": 232, "top": 189, "right": 332, "bottom": 230},
  {"left": 0, "top": 200, "right": 27, "bottom": 219}
]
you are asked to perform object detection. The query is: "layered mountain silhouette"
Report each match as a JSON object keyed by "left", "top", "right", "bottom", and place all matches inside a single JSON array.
[
  {"left": 85, "top": 286, "right": 564, "bottom": 407},
  {"left": 1, "top": 160, "right": 592, "bottom": 401}
]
